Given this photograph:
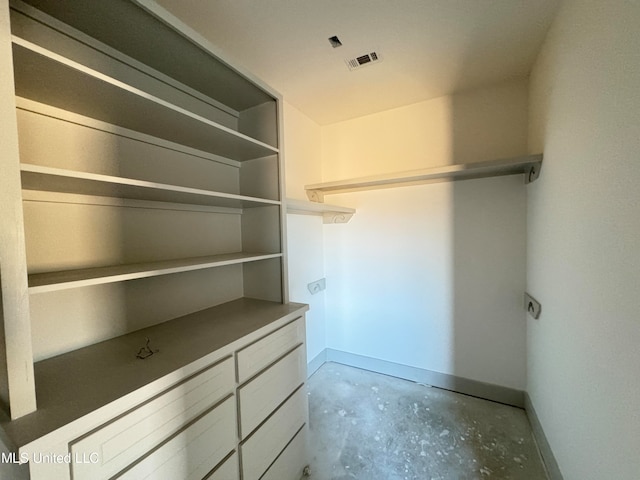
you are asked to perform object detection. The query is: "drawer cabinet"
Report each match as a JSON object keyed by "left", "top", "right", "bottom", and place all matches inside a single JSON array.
[
  {"left": 241, "top": 386, "right": 307, "bottom": 480},
  {"left": 238, "top": 344, "right": 306, "bottom": 438},
  {"left": 260, "top": 425, "right": 309, "bottom": 480},
  {"left": 237, "top": 318, "right": 304, "bottom": 383},
  {"left": 6, "top": 310, "right": 308, "bottom": 480},
  {"left": 204, "top": 452, "right": 240, "bottom": 480},
  {"left": 116, "top": 396, "right": 236, "bottom": 480},
  {"left": 71, "top": 357, "right": 234, "bottom": 480}
]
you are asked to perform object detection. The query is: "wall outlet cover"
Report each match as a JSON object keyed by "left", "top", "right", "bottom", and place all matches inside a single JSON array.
[{"left": 308, "top": 278, "right": 326, "bottom": 295}]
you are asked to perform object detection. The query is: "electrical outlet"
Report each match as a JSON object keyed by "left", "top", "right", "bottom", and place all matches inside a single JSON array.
[{"left": 307, "top": 278, "right": 326, "bottom": 295}]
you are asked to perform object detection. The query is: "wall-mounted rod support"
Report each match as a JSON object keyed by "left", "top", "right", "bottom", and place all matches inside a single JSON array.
[
  {"left": 525, "top": 293, "right": 541, "bottom": 319},
  {"left": 525, "top": 162, "right": 541, "bottom": 184},
  {"left": 305, "top": 154, "right": 544, "bottom": 201}
]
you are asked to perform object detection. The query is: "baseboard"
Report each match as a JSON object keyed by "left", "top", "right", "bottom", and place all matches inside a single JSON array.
[
  {"left": 309, "top": 348, "right": 524, "bottom": 408},
  {"left": 524, "top": 393, "right": 564, "bottom": 480},
  {"left": 307, "top": 349, "right": 327, "bottom": 377}
]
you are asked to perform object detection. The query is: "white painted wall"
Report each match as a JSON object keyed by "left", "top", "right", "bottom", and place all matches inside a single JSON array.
[
  {"left": 527, "top": 1, "right": 640, "bottom": 479},
  {"left": 286, "top": 214, "right": 326, "bottom": 364},
  {"left": 282, "top": 101, "right": 327, "bottom": 364},
  {"left": 321, "top": 80, "right": 530, "bottom": 389}
]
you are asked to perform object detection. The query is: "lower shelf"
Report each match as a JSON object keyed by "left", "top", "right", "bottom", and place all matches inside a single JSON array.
[
  {"left": 28, "top": 252, "right": 282, "bottom": 294},
  {"left": 0, "top": 298, "right": 308, "bottom": 448}
]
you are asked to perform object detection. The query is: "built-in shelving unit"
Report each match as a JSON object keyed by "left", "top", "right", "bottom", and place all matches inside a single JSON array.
[
  {"left": 0, "top": 0, "right": 289, "bottom": 425},
  {"left": 305, "top": 154, "right": 543, "bottom": 202},
  {"left": 286, "top": 198, "right": 356, "bottom": 223}
]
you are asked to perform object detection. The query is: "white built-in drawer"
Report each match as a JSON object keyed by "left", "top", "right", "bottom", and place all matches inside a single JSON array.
[
  {"left": 260, "top": 424, "right": 308, "bottom": 480},
  {"left": 71, "top": 356, "right": 234, "bottom": 480},
  {"left": 204, "top": 452, "right": 240, "bottom": 480},
  {"left": 237, "top": 317, "right": 304, "bottom": 383},
  {"left": 115, "top": 396, "right": 236, "bottom": 480},
  {"left": 238, "top": 345, "right": 305, "bottom": 438},
  {"left": 241, "top": 387, "right": 307, "bottom": 480}
]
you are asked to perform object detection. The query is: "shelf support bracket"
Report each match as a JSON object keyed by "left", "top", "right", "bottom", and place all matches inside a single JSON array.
[
  {"left": 306, "top": 189, "right": 324, "bottom": 203},
  {"left": 323, "top": 212, "right": 354, "bottom": 224}
]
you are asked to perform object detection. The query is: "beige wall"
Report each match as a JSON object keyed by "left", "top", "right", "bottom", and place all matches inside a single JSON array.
[
  {"left": 527, "top": 1, "right": 640, "bottom": 478},
  {"left": 283, "top": 101, "right": 322, "bottom": 199},
  {"left": 319, "top": 80, "right": 530, "bottom": 389},
  {"left": 282, "top": 101, "right": 327, "bottom": 363},
  {"left": 321, "top": 79, "right": 528, "bottom": 180}
]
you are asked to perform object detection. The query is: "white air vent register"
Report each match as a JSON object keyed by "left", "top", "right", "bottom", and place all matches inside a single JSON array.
[{"left": 345, "top": 51, "right": 382, "bottom": 71}]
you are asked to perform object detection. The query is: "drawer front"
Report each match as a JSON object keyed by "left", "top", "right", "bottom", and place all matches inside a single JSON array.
[
  {"left": 260, "top": 425, "right": 308, "bottom": 480},
  {"left": 116, "top": 396, "right": 236, "bottom": 480},
  {"left": 238, "top": 345, "right": 305, "bottom": 438},
  {"left": 71, "top": 357, "right": 234, "bottom": 480},
  {"left": 237, "top": 318, "right": 304, "bottom": 383},
  {"left": 204, "top": 452, "right": 240, "bottom": 480},
  {"left": 241, "top": 387, "right": 307, "bottom": 480}
]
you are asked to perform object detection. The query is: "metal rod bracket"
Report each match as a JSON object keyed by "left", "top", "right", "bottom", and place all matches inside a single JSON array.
[{"left": 525, "top": 293, "right": 541, "bottom": 319}]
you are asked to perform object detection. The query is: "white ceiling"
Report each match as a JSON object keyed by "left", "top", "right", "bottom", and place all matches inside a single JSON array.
[{"left": 155, "top": 0, "right": 561, "bottom": 125}]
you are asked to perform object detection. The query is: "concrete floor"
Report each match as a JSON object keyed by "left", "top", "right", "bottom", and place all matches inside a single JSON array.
[{"left": 306, "top": 362, "right": 548, "bottom": 480}]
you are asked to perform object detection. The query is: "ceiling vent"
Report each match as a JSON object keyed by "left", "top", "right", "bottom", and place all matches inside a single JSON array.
[{"left": 345, "top": 51, "right": 382, "bottom": 71}]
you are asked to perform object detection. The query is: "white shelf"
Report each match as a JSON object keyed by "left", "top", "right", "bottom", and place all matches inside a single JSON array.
[
  {"left": 15, "top": 97, "right": 243, "bottom": 170},
  {"left": 11, "top": 38, "right": 278, "bottom": 161},
  {"left": 305, "top": 154, "right": 543, "bottom": 201},
  {"left": 28, "top": 252, "right": 282, "bottom": 294},
  {"left": 286, "top": 198, "right": 356, "bottom": 224},
  {"left": 21, "top": 164, "right": 280, "bottom": 210}
]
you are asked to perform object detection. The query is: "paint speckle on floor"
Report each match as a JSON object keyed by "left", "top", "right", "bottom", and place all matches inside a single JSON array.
[
  {"left": 307, "top": 362, "right": 548, "bottom": 480},
  {"left": 480, "top": 465, "right": 492, "bottom": 476}
]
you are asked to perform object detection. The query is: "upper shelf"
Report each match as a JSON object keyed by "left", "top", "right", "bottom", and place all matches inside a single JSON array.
[
  {"left": 286, "top": 198, "right": 356, "bottom": 224},
  {"left": 305, "top": 154, "right": 543, "bottom": 202},
  {"left": 21, "top": 164, "right": 280, "bottom": 210},
  {"left": 11, "top": 38, "right": 278, "bottom": 161},
  {"left": 13, "top": 0, "right": 276, "bottom": 112}
]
